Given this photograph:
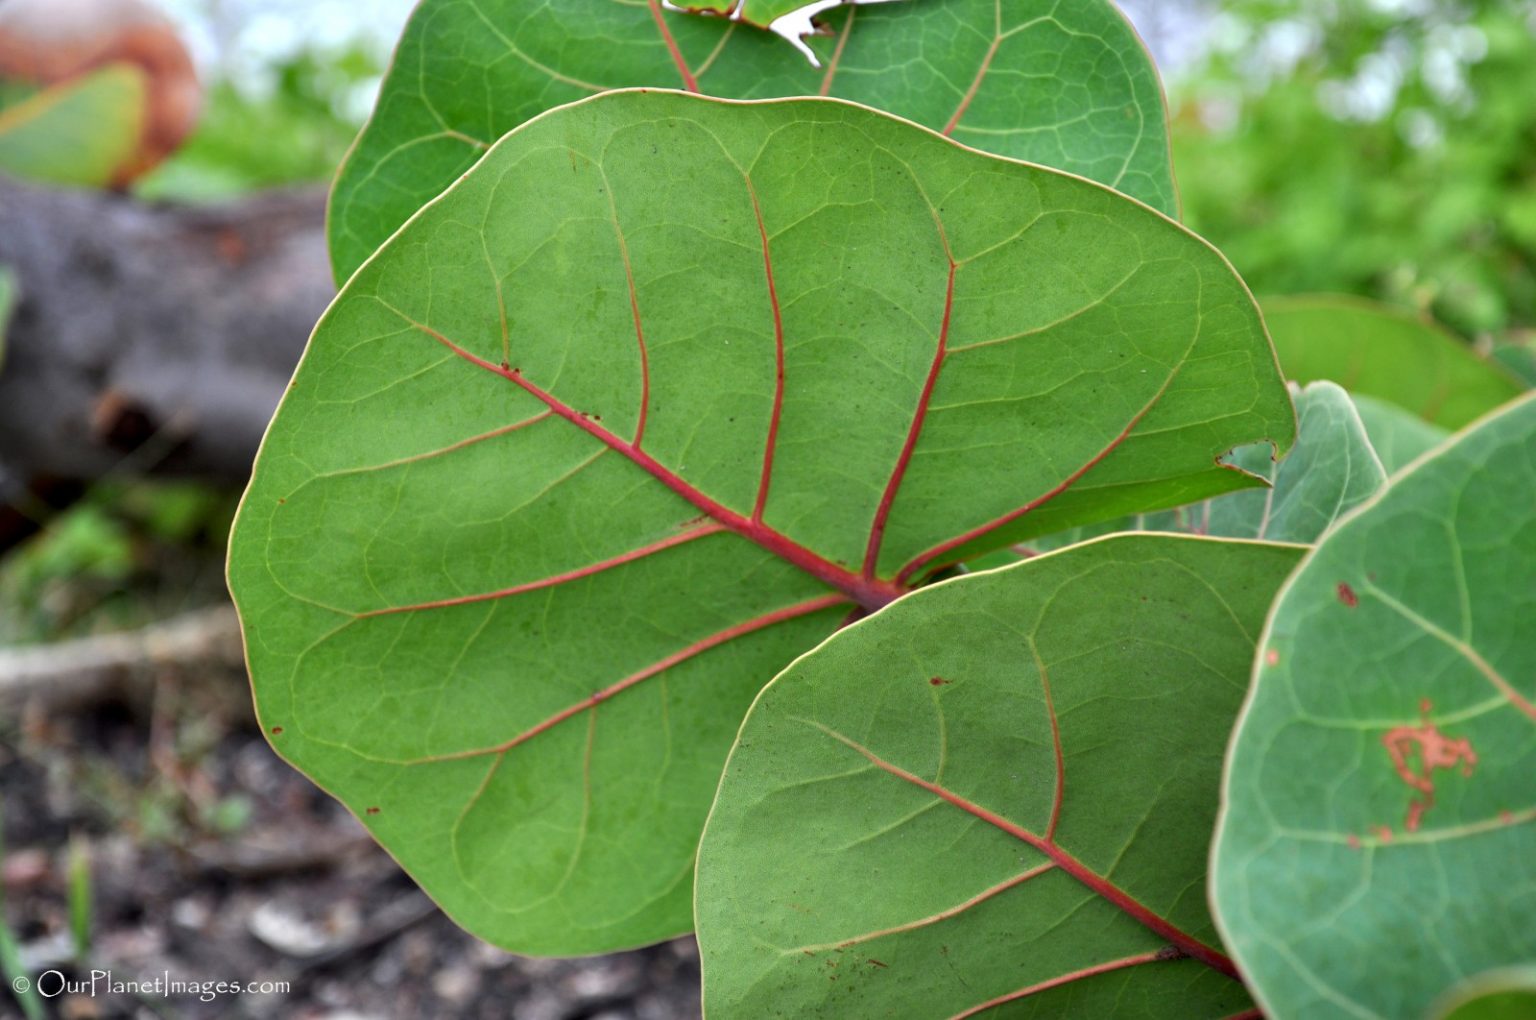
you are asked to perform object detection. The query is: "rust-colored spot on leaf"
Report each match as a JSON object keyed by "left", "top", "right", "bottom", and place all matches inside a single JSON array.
[
  {"left": 365, "top": 806, "right": 380, "bottom": 816},
  {"left": 269, "top": 726, "right": 283, "bottom": 735},
  {"left": 867, "top": 958, "right": 888, "bottom": 968},
  {"left": 1382, "top": 700, "right": 1477, "bottom": 832},
  {"left": 1265, "top": 649, "right": 1280, "bottom": 667},
  {"left": 1346, "top": 833, "right": 1361, "bottom": 850},
  {"left": 929, "top": 676, "right": 950, "bottom": 686},
  {"left": 1373, "top": 825, "right": 1393, "bottom": 844},
  {"left": 1337, "top": 582, "right": 1358, "bottom": 607}
]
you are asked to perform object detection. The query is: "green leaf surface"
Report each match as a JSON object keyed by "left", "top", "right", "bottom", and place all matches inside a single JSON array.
[
  {"left": 328, "top": 0, "right": 1176, "bottom": 281},
  {"left": 0, "top": 266, "right": 15, "bottom": 369},
  {"left": 1020, "top": 380, "right": 1383, "bottom": 555},
  {"left": 1212, "top": 392, "right": 1536, "bottom": 1020},
  {"left": 695, "top": 534, "right": 1305, "bottom": 1018},
  {"left": 1433, "top": 967, "right": 1536, "bottom": 1020},
  {"left": 1351, "top": 393, "right": 1450, "bottom": 476},
  {"left": 0, "top": 63, "right": 147, "bottom": 188},
  {"left": 230, "top": 90, "right": 1291, "bottom": 954},
  {"left": 1262, "top": 295, "right": 1526, "bottom": 430}
]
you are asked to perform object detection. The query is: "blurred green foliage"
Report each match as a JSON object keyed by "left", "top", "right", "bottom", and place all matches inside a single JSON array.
[
  {"left": 0, "top": 483, "right": 235, "bottom": 645},
  {"left": 1171, "top": 0, "right": 1536, "bottom": 340},
  {"left": 137, "top": 45, "right": 380, "bottom": 200}
]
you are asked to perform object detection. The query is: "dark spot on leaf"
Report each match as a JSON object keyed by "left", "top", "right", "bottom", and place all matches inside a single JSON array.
[
  {"left": 269, "top": 726, "right": 283, "bottom": 735},
  {"left": 277, "top": 498, "right": 285, "bottom": 505},
  {"left": 365, "top": 806, "right": 380, "bottom": 816},
  {"left": 929, "top": 676, "right": 950, "bottom": 686},
  {"left": 1337, "top": 582, "right": 1358, "bottom": 607},
  {"left": 867, "top": 958, "right": 887, "bottom": 968}
]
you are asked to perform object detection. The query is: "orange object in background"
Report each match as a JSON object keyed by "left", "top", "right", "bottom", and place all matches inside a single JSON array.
[{"left": 0, "top": 0, "right": 200, "bottom": 186}]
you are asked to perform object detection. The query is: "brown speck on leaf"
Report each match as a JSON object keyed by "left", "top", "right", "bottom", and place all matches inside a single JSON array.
[
  {"left": 1337, "top": 582, "right": 1359, "bottom": 607},
  {"left": 929, "top": 676, "right": 950, "bottom": 686},
  {"left": 269, "top": 726, "right": 283, "bottom": 735},
  {"left": 365, "top": 806, "right": 380, "bottom": 816},
  {"left": 868, "top": 958, "right": 888, "bottom": 969}
]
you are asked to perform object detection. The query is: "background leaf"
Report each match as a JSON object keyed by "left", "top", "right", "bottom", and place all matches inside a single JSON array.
[
  {"left": 1212, "top": 392, "right": 1536, "bottom": 1020},
  {"left": 1263, "top": 295, "right": 1527, "bottom": 429},
  {"left": 695, "top": 534, "right": 1304, "bottom": 1018},
  {"left": 229, "top": 91, "right": 1291, "bottom": 954},
  {"left": 1350, "top": 393, "right": 1449, "bottom": 476},
  {"left": 1017, "top": 380, "right": 1384, "bottom": 555},
  {"left": 1433, "top": 967, "right": 1536, "bottom": 1020},
  {"left": 0, "top": 64, "right": 148, "bottom": 188},
  {"left": 327, "top": 0, "right": 1176, "bottom": 281}
]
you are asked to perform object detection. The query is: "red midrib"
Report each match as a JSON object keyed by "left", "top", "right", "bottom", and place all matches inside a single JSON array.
[
  {"left": 943, "top": 33, "right": 1002, "bottom": 136},
  {"left": 403, "top": 316, "right": 906, "bottom": 610},
  {"left": 745, "top": 175, "right": 785, "bottom": 524},
  {"left": 647, "top": 0, "right": 699, "bottom": 92},
  {"left": 818, "top": 725, "right": 1239, "bottom": 979},
  {"left": 863, "top": 225, "right": 956, "bottom": 578}
]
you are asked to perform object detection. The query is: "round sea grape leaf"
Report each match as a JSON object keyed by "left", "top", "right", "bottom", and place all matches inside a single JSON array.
[
  {"left": 1262, "top": 295, "right": 1526, "bottom": 430},
  {"left": 229, "top": 90, "right": 1292, "bottom": 954},
  {"left": 1432, "top": 967, "right": 1536, "bottom": 1020},
  {"left": 1211, "top": 392, "right": 1536, "bottom": 1020},
  {"left": 1017, "top": 380, "right": 1386, "bottom": 556},
  {"left": 0, "top": 63, "right": 147, "bottom": 189},
  {"left": 328, "top": 0, "right": 1175, "bottom": 281},
  {"left": 695, "top": 534, "right": 1305, "bottom": 1018},
  {"left": 1350, "top": 393, "right": 1450, "bottom": 476}
]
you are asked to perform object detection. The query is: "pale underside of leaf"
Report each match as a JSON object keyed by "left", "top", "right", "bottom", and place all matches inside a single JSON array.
[
  {"left": 231, "top": 92, "right": 1290, "bottom": 953},
  {"left": 1212, "top": 392, "right": 1536, "bottom": 1020}
]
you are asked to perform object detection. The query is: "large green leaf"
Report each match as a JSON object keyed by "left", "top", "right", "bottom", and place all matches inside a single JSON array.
[
  {"left": 328, "top": 0, "right": 1176, "bottom": 281},
  {"left": 1263, "top": 295, "right": 1526, "bottom": 429},
  {"left": 1212, "top": 392, "right": 1536, "bottom": 1019},
  {"left": 696, "top": 534, "right": 1304, "bottom": 1018},
  {"left": 1020, "top": 380, "right": 1385, "bottom": 554},
  {"left": 230, "top": 91, "right": 1291, "bottom": 954},
  {"left": 0, "top": 63, "right": 147, "bottom": 188},
  {"left": 1350, "top": 393, "right": 1449, "bottom": 475}
]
